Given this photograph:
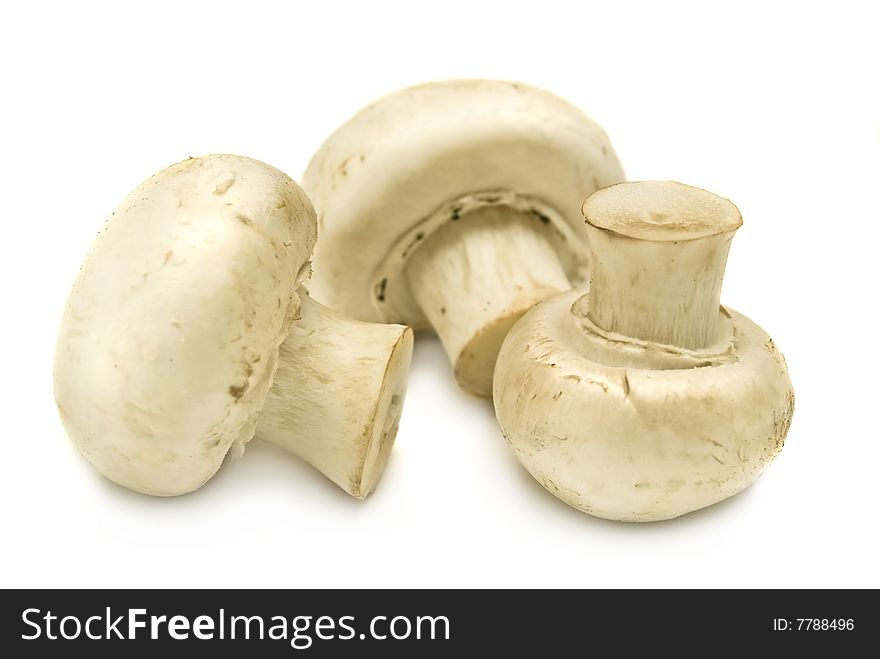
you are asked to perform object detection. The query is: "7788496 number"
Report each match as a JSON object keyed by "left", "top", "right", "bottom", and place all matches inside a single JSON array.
[{"left": 773, "top": 618, "right": 854, "bottom": 631}]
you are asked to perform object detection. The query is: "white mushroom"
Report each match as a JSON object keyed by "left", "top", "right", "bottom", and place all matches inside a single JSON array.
[
  {"left": 54, "top": 155, "right": 412, "bottom": 498},
  {"left": 493, "top": 181, "right": 794, "bottom": 521},
  {"left": 302, "top": 79, "right": 625, "bottom": 396}
]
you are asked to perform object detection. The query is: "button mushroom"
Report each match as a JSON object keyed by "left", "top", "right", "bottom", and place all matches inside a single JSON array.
[
  {"left": 54, "top": 154, "right": 413, "bottom": 498},
  {"left": 302, "top": 79, "right": 625, "bottom": 396},
  {"left": 493, "top": 181, "right": 795, "bottom": 521}
]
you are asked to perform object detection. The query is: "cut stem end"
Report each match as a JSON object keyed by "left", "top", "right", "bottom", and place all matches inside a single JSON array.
[{"left": 257, "top": 292, "right": 413, "bottom": 498}]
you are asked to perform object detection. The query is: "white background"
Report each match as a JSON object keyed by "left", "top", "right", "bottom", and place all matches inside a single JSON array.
[{"left": 1, "top": 1, "right": 878, "bottom": 588}]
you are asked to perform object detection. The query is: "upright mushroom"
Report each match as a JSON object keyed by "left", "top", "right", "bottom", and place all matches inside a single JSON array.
[
  {"left": 493, "top": 181, "right": 794, "bottom": 521},
  {"left": 302, "top": 79, "right": 625, "bottom": 396},
  {"left": 54, "top": 155, "right": 412, "bottom": 498}
]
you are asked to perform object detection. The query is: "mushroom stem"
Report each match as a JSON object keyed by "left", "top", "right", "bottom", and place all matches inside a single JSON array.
[
  {"left": 404, "top": 206, "right": 570, "bottom": 396},
  {"left": 257, "top": 290, "right": 413, "bottom": 499},
  {"left": 579, "top": 181, "right": 743, "bottom": 350}
]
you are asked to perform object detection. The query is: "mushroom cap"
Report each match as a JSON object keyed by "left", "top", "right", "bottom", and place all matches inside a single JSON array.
[
  {"left": 54, "top": 155, "right": 317, "bottom": 496},
  {"left": 301, "top": 79, "right": 625, "bottom": 328},
  {"left": 493, "top": 289, "right": 794, "bottom": 522}
]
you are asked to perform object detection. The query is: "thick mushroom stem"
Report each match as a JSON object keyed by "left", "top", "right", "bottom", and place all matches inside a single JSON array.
[
  {"left": 405, "top": 206, "right": 570, "bottom": 396},
  {"left": 257, "top": 290, "right": 413, "bottom": 499},
  {"left": 580, "top": 181, "right": 743, "bottom": 350}
]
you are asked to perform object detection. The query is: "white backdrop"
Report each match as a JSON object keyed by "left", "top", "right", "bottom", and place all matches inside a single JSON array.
[{"left": 1, "top": 0, "right": 877, "bottom": 588}]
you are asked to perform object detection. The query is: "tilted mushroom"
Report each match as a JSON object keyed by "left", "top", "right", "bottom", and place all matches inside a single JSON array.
[
  {"left": 302, "top": 79, "right": 625, "bottom": 396},
  {"left": 493, "top": 181, "right": 794, "bottom": 521},
  {"left": 54, "top": 155, "right": 412, "bottom": 498}
]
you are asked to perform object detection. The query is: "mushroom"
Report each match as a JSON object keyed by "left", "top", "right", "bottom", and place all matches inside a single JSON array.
[
  {"left": 54, "top": 154, "right": 413, "bottom": 498},
  {"left": 301, "top": 79, "right": 625, "bottom": 396},
  {"left": 493, "top": 181, "right": 794, "bottom": 521}
]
